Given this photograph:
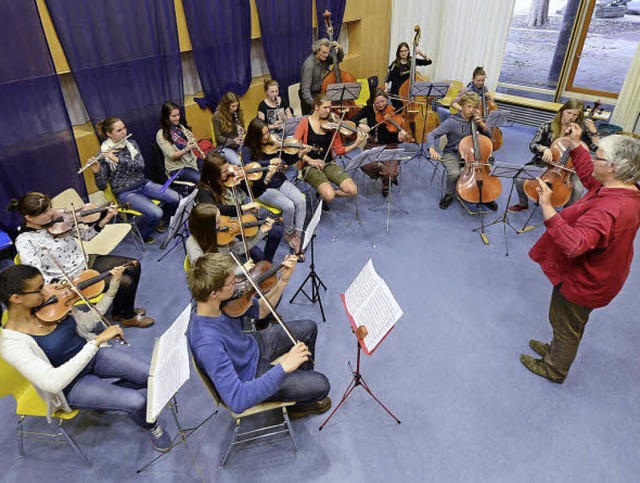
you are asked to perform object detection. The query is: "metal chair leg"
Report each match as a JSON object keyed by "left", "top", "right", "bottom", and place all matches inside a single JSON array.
[
  {"left": 17, "top": 417, "right": 24, "bottom": 457},
  {"left": 282, "top": 408, "right": 298, "bottom": 453},
  {"left": 220, "top": 419, "right": 241, "bottom": 468},
  {"left": 58, "top": 422, "right": 92, "bottom": 467}
]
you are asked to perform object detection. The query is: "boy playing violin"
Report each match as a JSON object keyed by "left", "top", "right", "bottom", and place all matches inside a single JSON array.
[{"left": 186, "top": 252, "right": 331, "bottom": 417}]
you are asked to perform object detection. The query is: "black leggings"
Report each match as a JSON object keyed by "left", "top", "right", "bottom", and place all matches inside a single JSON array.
[{"left": 91, "top": 255, "right": 141, "bottom": 319}]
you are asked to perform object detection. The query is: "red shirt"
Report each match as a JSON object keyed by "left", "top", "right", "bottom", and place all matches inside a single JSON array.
[
  {"left": 293, "top": 116, "right": 347, "bottom": 161},
  {"left": 529, "top": 145, "right": 640, "bottom": 308}
]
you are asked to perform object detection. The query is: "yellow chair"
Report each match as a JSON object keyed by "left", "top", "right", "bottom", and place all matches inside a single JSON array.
[
  {"left": 0, "top": 349, "right": 91, "bottom": 466},
  {"left": 438, "top": 80, "right": 464, "bottom": 114},
  {"left": 191, "top": 356, "right": 297, "bottom": 467},
  {"left": 183, "top": 254, "right": 192, "bottom": 273},
  {"left": 355, "top": 78, "right": 371, "bottom": 107},
  {"left": 256, "top": 201, "right": 283, "bottom": 217}
]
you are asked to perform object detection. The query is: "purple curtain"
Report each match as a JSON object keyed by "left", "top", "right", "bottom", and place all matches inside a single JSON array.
[
  {"left": 182, "top": 0, "right": 252, "bottom": 110},
  {"left": 316, "top": 0, "right": 346, "bottom": 41},
  {"left": 255, "top": 0, "right": 313, "bottom": 101},
  {"left": 46, "top": 0, "right": 184, "bottom": 175},
  {"left": 0, "top": 1, "right": 84, "bottom": 233}
]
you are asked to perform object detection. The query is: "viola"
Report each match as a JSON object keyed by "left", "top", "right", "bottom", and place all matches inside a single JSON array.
[
  {"left": 216, "top": 214, "right": 281, "bottom": 246},
  {"left": 45, "top": 202, "right": 123, "bottom": 236},
  {"left": 522, "top": 137, "right": 576, "bottom": 207},
  {"left": 223, "top": 162, "right": 269, "bottom": 188},
  {"left": 33, "top": 261, "right": 138, "bottom": 323},
  {"left": 456, "top": 118, "right": 502, "bottom": 204},
  {"left": 221, "top": 260, "right": 283, "bottom": 318}
]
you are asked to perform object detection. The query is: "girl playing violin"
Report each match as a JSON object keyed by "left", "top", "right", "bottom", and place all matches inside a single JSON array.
[
  {"left": 0, "top": 264, "right": 172, "bottom": 452},
  {"left": 212, "top": 92, "right": 245, "bottom": 166},
  {"left": 195, "top": 153, "right": 283, "bottom": 263},
  {"left": 351, "top": 89, "right": 416, "bottom": 197},
  {"left": 9, "top": 192, "right": 153, "bottom": 328},
  {"left": 508, "top": 99, "right": 600, "bottom": 213},
  {"left": 257, "top": 79, "right": 293, "bottom": 132},
  {"left": 157, "top": 100, "right": 201, "bottom": 184},
  {"left": 384, "top": 41, "right": 432, "bottom": 109},
  {"left": 242, "top": 117, "right": 306, "bottom": 258},
  {"left": 92, "top": 116, "right": 180, "bottom": 244}
]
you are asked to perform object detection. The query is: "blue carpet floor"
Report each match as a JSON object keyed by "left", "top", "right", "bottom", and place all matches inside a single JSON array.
[{"left": 2, "top": 124, "right": 640, "bottom": 483}]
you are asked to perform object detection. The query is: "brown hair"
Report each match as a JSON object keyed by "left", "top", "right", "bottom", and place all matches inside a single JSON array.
[
  {"left": 186, "top": 253, "right": 236, "bottom": 302},
  {"left": 197, "top": 153, "right": 226, "bottom": 204},
  {"left": 96, "top": 117, "right": 121, "bottom": 140},
  {"left": 472, "top": 66, "right": 486, "bottom": 79},
  {"left": 312, "top": 93, "right": 330, "bottom": 109},
  {"left": 551, "top": 99, "right": 585, "bottom": 141},
  {"left": 263, "top": 79, "right": 279, "bottom": 92},
  {"left": 7, "top": 192, "right": 51, "bottom": 218},
  {"left": 244, "top": 117, "right": 268, "bottom": 160},
  {"left": 393, "top": 42, "right": 411, "bottom": 68},
  {"left": 215, "top": 92, "right": 244, "bottom": 135},
  {"left": 188, "top": 203, "right": 219, "bottom": 256}
]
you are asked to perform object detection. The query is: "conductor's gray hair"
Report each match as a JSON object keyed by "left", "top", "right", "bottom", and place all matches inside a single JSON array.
[{"left": 599, "top": 134, "right": 640, "bottom": 184}]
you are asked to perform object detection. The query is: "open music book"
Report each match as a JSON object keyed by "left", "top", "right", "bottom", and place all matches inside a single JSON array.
[
  {"left": 341, "top": 259, "right": 403, "bottom": 355},
  {"left": 146, "top": 304, "right": 192, "bottom": 423}
]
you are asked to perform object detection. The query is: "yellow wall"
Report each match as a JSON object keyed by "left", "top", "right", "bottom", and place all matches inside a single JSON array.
[{"left": 34, "top": 0, "right": 392, "bottom": 193}]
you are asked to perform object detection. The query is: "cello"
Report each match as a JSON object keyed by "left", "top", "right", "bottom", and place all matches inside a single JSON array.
[
  {"left": 398, "top": 25, "right": 439, "bottom": 142},
  {"left": 480, "top": 85, "right": 503, "bottom": 151},
  {"left": 457, "top": 119, "right": 502, "bottom": 205},
  {"left": 320, "top": 10, "right": 358, "bottom": 120}
]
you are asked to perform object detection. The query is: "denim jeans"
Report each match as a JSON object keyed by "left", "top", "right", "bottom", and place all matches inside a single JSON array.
[
  {"left": 169, "top": 167, "right": 201, "bottom": 184},
  {"left": 222, "top": 148, "right": 241, "bottom": 166},
  {"left": 65, "top": 346, "right": 152, "bottom": 429},
  {"left": 258, "top": 181, "right": 306, "bottom": 233},
  {"left": 249, "top": 225, "right": 284, "bottom": 263},
  {"left": 118, "top": 180, "right": 180, "bottom": 240},
  {"left": 253, "top": 319, "right": 330, "bottom": 404}
]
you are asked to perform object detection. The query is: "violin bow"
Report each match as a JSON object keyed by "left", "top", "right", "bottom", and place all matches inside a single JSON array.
[
  {"left": 321, "top": 109, "right": 348, "bottom": 168},
  {"left": 230, "top": 184, "right": 252, "bottom": 262},
  {"left": 69, "top": 202, "right": 90, "bottom": 271},
  {"left": 236, "top": 149, "right": 256, "bottom": 203},
  {"left": 41, "top": 247, "right": 129, "bottom": 346},
  {"left": 229, "top": 252, "right": 298, "bottom": 347}
]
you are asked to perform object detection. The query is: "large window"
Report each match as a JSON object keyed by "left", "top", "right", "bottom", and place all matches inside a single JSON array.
[{"left": 498, "top": 0, "right": 639, "bottom": 103}]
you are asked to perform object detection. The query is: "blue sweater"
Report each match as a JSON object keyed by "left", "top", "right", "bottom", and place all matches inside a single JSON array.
[
  {"left": 426, "top": 114, "right": 490, "bottom": 155},
  {"left": 188, "top": 300, "right": 287, "bottom": 413}
]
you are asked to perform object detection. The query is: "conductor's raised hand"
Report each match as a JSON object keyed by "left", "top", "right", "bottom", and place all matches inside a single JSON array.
[
  {"left": 535, "top": 177, "right": 553, "bottom": 207},
  {"left": 279, "top": 341, "right": 311, "bottom": 373},
  {"left": 565, "top": 122, "right": 583, "bottom": 146}
]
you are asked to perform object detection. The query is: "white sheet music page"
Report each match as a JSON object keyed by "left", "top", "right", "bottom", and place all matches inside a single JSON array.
[
  {"left": 146, "top": 304, "right": 192, "bottom": 423},
  {"left": 342, "top": 259, "right": 403, "bottom": 355}
]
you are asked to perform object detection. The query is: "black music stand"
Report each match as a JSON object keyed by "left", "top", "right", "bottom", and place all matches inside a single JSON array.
[
  {"left": 476, "top": 163, "right": 543, "bottom": 256},
  {"left": 158, "top": 190, "right": 197, "bottom": 260},
  {"left": 404, "top": 81, "right": 451, "bottom": 173},
  {"left": 325, "top": 82, "right": 361, "bottom": 111},
  {"left": 367, "top": 147, "right": 414, "bottom": 233}
]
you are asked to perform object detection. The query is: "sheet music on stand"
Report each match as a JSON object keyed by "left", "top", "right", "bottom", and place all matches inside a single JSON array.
[
  {"left": 146, "top": 304, "right": 192, "bottom": 423},
  {"left": 410, "top": 81, "right": 451, "bottom": 99},
  {"left": 341, "top": 259, "right": 403, "bottom": 355},
  {"left": 302, "top": 198, "right": 323, "bottom": 252},
  {"left": 160, "top": 189, "right": 197, "bottom": 251},
  {"left": 325, "top": 82, "right": 361, "bottom": 102},
  {"left": 486, "top": 110, "right": 510, "bottom": 129},
  {"left": 343, "top": 146, "right": 385, "bottom": 172},
  {"left": 489, "top": 162, "right": 547, "bottom": 180}
]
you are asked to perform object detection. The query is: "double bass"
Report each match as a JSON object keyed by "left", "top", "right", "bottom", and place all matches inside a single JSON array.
[
  {"left": 398, "top": 25, "right": 439, "bottom": 142},
  {"left": 320, "top": 10, "right": 357, "bottom": 120},
  {"left": 457, "top": 119, "right": 502, "bottom": 204}
]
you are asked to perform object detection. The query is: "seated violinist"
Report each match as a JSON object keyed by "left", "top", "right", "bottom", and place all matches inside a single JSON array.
[
  {"left": 242, "top": 117, "right": 306, "bottom": 258},
  {"left": 351, "top": 89, "right": 416, "bottom": 197},
  {"left": 426, "top": 92, "right": 497, "bottom": 211},
  {"left": 92, "top": 116, "right": 180, "bottom": 245},
  {"left": 294, "top": 94, "right": 365, "bottom": 212},
  {"left": 0, "top": 265, "right": 172, "bottom": 452},
  {"left": 195, "top": 153, "right": 283, "bottom": 263},
  {"left": 451, "top": 66, "right": 494, "bottom": 113},
  {"left": 9, "top": 192, "right": 153, "bottom": 328},
  {"left": 186, "top": 252, "right": 331, "bottom": 417},
  {"left": 508, "top": 99, "right": 600, "bottom": 213}
]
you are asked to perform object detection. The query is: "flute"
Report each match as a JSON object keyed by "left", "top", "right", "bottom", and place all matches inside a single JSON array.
[{"left": 77, "top": 133, "right": 133, "bottom": 174}]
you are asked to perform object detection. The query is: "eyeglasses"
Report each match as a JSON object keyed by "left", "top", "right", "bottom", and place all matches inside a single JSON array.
[
  {"left": 223, "top": 277, "right": 239, "bottom": 287},
  {"left": 593, "top": 156, "right": 611, "bottom": 164},
  {"left": 17, "top": 283, "right": 45, "bottom": 295}
]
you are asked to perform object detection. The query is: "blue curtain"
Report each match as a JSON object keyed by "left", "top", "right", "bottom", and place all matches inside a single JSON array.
[
  {"left": 316, "top": 0, "right": 346, "bottom": 41},
  {"left": 182, "top": 0, "right": 252, "bottom": 110},
  {"left": 0, "top": 1, "right": 84, "bottom": 233},
  {"left": 255, "top": 0, "right": 313, "bottom": 101},
  {"left": 46, "top": 0, "right": 183, "bottom": 177}
]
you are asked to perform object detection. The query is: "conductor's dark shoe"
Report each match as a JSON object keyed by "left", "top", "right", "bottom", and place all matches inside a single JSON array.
[
  {"left": 519, "top": 354, "right": 564, "bottom": 383},
  {"left": 288, "top": 397, "right": 332, "bottom": 420},
  {"left": 439, "top": 194, "right": 454, "bottom": 210},
  {"left": 529, "top": 339, "right": 551, "bottom": 357},
  {"left": 484, "top": 201, "right": 499, "bottom": 211}
]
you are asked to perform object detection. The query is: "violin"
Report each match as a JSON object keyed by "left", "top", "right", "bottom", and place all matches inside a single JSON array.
[
  {"left": 456, "top": 118, "right": 502, "bottom": 204},
  {"left": 263, "top": 134, "right": 319, "bottom": 156},
  {"left": 373, "top": 105, "right": 415, "bottom": 142},
  {"left": 33, "top": 261, "right": 138, "bottom": 323},
  {"left": 221, "top": 260, "right": 283, "bottom": 318},
  {"left": 222, "top": 162, "right": 269, "bottom": 188},
  {"left": 216, "top": 214, "right": 281, "bottom": 246},
  {"left": 320, "top": 114, "right": 361, "bottom": 138},
  {"left": 45, "top": 202, "right": 122, "bottom": 236}
]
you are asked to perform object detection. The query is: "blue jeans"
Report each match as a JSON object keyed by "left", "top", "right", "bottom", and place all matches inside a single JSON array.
[
  {"left": 253, "top": 319, "right": 330, "bottom": 404},
  {"left": 222, "top": 147, "right": 241, "bottom": 166},
  {"left": 258, "top": 181, "right": 306, "bottom": 234},
  {"left": 249, "top": 224, "right": 284, "bottom": 263},
  {"left": 169, "top": 167, "right": 201, "bottom": 184},
  {"left": 118, "top": 180, "right": 180, "bottom": 240},
  {"left": 65, "top": 347, "right": 152, "bottom": 429}
]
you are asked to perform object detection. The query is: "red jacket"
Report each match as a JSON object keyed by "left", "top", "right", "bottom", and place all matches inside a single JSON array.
[
  {"left": 529, "top": 145, "right": 640, "bottom": 308},
  {"left": 293, "top": 116, "right": 347, "bottom": 164}
]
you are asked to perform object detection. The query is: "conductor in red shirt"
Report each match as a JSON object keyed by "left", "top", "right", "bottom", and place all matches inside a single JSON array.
[{"left": 521, "top": 127, "right": 640, "bottom": 383}]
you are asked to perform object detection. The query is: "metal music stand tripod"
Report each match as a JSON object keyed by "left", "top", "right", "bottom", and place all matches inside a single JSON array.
[
  {"left": 289, "top": 234, "right": 327, "bottom": 321},
  {"left": 477, "top": 163, "right": 542, "bottom": 256},
  {"left": 158, "top": 190, "right": 197, "bottom": 262},
  {"left": 405, "top": 81, "right": 451, "bottom": 172},
  {"left": 325, "top": 82, "right": 361, "bottom": 116}
]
